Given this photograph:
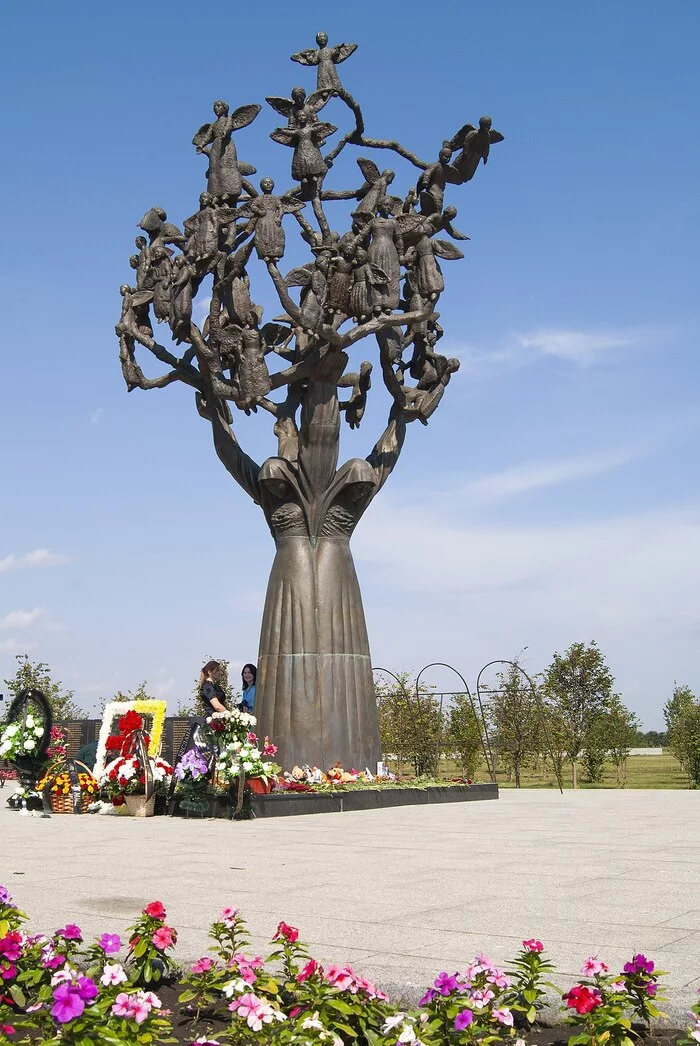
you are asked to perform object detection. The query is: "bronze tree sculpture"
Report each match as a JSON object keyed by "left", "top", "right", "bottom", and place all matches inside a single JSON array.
[{"left": 116, "top": 34, "right": 504, "bottom": 771}]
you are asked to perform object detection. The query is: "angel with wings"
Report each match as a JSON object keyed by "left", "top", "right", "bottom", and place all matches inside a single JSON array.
[
  {"left": 285, "top": 254, "right": 331, "bottom": 334},
  {"left": 416, "top": 144, "right": 461, "bottom": 216},
  {"left": 448, "top": 115, "right": 505, "bottom": 184},
  {"left": 270, "top": 112, "right": 337, "bottom": 190},
  {"left": 290, "top": 32, "right": 357, "bottom": 94},
  {"left": 138, "top": 207, "right": 185, "bottom": 251},
  {"left": 266, "top": 85, "right": 330, "bottom": 128},
  {"left": 352, "top": 158, "right": 400, "bottom": 216},
  {"left": 405, "top": 218, "right": 464, "bottom": 303},
  {"left": 234, "top": 177, "right": 305, "bottom": 263},
  {"left": 192, "top": 100, "right": 261, "bottom": 201}
]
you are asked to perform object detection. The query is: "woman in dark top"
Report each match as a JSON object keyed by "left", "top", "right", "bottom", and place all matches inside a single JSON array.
[
  {"left": 239, "top": 663, "right": 257, "bottom": 712},
  {"left": 199, "top": 660, "right": 228, "bottom": 714}
]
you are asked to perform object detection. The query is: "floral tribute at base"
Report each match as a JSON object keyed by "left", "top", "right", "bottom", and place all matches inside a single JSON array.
[{"left": 1, "top": 886, "right": 698, "bottom": 1046}]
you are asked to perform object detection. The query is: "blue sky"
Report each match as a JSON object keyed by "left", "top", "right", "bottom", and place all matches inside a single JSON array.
[{"left": 1, "top": 1, "right": 698, "bottom": 727}]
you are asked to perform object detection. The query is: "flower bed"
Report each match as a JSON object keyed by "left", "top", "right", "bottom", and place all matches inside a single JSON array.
[{"left": 1, "top": 886, "right": 698, "bottom": 1045}]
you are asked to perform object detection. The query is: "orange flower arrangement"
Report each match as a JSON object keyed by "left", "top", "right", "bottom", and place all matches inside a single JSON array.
[{"left": 37, "top": 770, "right": 99, "bottom": 796}]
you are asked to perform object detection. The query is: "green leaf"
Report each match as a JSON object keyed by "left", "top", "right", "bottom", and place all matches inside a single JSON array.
[
  {"left": 523, "top": 988, "right": 537, "bottom": 1003},
  {"left": 9, "top": 984, "right": 26, "bottom": 1007},
  {"left": 568, "top": 1034, "right": 591, "bottom": 1046},
  {"left": 526, "top": 1006, "right": 537, "bottom": 1023},
  {"left": 178, "top": 989, "right": 197, "bottom": 1002},
  {"left": 327, "top": 999, "right": 354, "bottom": 1014},
  {"left": 133, "top": 939, "right": 148, "bottom": 958}
]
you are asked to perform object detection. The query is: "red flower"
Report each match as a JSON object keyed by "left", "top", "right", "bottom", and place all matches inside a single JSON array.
[
  {"left": 105, "top": 734, "right": 123, "bottom": 751},
  {"left": 523, "top": 939, "right": 544, "bottom": 953},
  {"left": 112, "top": 796, "right": 125, "bottom": 806},
  {"left": 144, "top": 901, "right": 166, "bottom": 920},
  {"left": 273, "top": 921, "right": 299, "bottom": 943},
  {"left": 119, "top": 711, "right": 144, "bottom": 733},
  {"left": 564, "top": 985, "right": 603, "bottom": 1015},
  {"left": 297, "top": 959, "right": 318, "bottom": 982}
]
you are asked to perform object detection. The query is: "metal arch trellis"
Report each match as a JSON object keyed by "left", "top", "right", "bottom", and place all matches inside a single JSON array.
[
  {"left": 415, "top": 662, "right": 497, "bottom": 784},
  {"left": 475, "top": 659, "right": 564, "bottom": 795}
]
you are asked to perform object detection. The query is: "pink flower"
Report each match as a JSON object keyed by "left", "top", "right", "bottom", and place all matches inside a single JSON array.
[
  {"left": 144, "top": 901, "right": 166, "bottom": 919},
  {"left": 191, "top": 957, "right": 214, "bottom": 975},
  {"left": 273, "top": 921, "right": 299, "bottom": 943},
  {"left": 523, "top": 939, "right": 544, "bottom": 952},
  {"left": 0, "top": 961, "right": 17, "bottom": 981},
  {"left": 151, "top": 926, "right": 175, "bottom": 950},
  {"left": 493, "top": 1008, "right": 514, "bottom": 1026},
  {"left": 246, "top": 732, "right": 257, "bottom": 743},
  {"left": 471, "top": 988, "right": 495, "bottom": 1008},
  {"left": 455, "top": 1009, "right": 473, "bottom": 1031},
  {"left": 326, "top": 964, "right": 355, "bottom": 991},
  {"left": 50, "top": 966, "right": 75, "bottom": 986},
  {"left": 220, "top": 907, "right": 238, "bottom": 928},
  {"left": 56, "top": 924, "right": 82, "bottom": 941},
  {"left": 581, "top": 956, "right": 608, "bottom": 977},
  {"left": 263, "top": 737, "right": 277, "bottom": 756},
  {"left": 0, "top": 933, "right": 22, "bottom": 961},
  {"left": 98, "top": 933, "right": 121, "bottom": 954},
  {"left": 297, "top": 958, "right": 319, "bottom": 983},
  {"left": 51, "top": 984, "right": 86, "bottom": 1023}
]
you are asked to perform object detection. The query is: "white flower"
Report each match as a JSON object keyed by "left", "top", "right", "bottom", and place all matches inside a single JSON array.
[
  {"left": 242, "top": 761, "right": 253, "bottom": 771},
  {"left": 398, "top": 1026, "right": 418, "bottom": 1044},
  {"left": 23, "top": 738, "right": 36, "bottom": 750},
  {"left": 222, "top": 978, "right": 247, "bottom": 997},
  {"left": 301, "top": 1012, "right": 324, "bottom": 1031},
  {"left": 101, "top": 963, "right": 128, "bottom": 986},
  {"left": 382, "top": 1013, "right": 407, "bottom": 1033},
  {"left": 25, "top": 715, "right": 36, "bottom": 728},
  {"left": 6, "top": 725, "right": 18, "bottom": 735}
]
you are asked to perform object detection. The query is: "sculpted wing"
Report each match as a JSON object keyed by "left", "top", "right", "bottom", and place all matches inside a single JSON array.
[
  {"left": 284, "top": 264, "right": 314, "bottom": 288},
  {"left": 230, "top": 104, "right": 263, "bottom": 131},
  {"left": 308, "top": 89, "right": 332, "bottom": 113},
  {"left": 290, "top": 47, "right": 320, "bottom": 66},
  {"left": 192, "top": 122, "right": 213, "bottom": 149},
  {"left": 332, "top": 42, "right": 358, "bottom": 63},
  {"left": 265, "top": 96, "right": 294, "bottom": 118},
  {"left": 432, "top": 239, "right": 464, "bottom": 260},
  {"left": 357, "top": 157, "right": 381, "bottom": 183},
  {"left": 489, "top": 130, "right": 505, "bottom": 144},
  {"left": 270, "top": 127, "right": 297, "bottom": 146},
  {"left": 310, "top": 121, "right": 337, "bottom": 142},
  {"left": 449, "top": 122, "right": 476, "bottom": 150}
]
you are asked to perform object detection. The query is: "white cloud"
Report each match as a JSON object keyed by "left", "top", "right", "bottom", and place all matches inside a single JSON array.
[
  {"left": 90, "top": 408, "right": 104, "bottom": 424},
  {"left": 354, "top": 496, "right": 700, "bottom": 725},
  {"left": 0, "top": 549, "right": 73, "bottom": 574},
  {"left": 446, "top": 324, "right": 663, "bottom": 380},
  {"left": 516, "top": 328, "right": 636, "bottom": 365},
  {"left": 460, "top": 447, "right": 643, "bottom": 505},
  {"left": 0, "top": 637, "right": 17, "bottom": 652},
  {"left": 0, "top": 637, "right": 37, "bottom": 653},
  {"left": 0, "top": 608, "right": 44, "bottom": 630}
]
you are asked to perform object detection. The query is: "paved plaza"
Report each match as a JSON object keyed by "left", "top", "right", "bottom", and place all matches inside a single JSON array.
[{"left": 1, "top": 789, "right": 699, "bottom": 1022}]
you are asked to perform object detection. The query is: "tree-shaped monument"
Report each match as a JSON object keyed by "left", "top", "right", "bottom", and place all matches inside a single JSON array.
[{"left": 116, "top": 32, "right": 504, "bottom": 771}]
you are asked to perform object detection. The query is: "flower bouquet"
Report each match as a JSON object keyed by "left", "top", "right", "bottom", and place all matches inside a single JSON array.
[
  {"left": 173, "top": 749, "right": 212, "bottom": 815},
  {"left": 215, "top": 733, "right": 280, "bottom": 794},
  {"left": 36, "top": 764, "right": 99, "bottom": 814},
  {"left": 100, "top": 754, "right": 173, "bottom": 817},
  {"left": 0, "top": 714, "right": 45, "bottom": 762}
]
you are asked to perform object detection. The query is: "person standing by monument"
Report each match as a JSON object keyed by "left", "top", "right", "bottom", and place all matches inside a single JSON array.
[
  {"left": 199, "top": 661, "right": 229, "bottom": 713},
  {"left": 239, "top": 664, "right": 257, "bottom": 712}
]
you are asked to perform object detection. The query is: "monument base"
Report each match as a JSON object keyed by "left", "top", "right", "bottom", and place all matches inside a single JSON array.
[{"left": 169, "top": 783, "right": 498, "bottom": 820}]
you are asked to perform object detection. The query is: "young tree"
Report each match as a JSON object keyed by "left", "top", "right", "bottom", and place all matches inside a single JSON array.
[
  {"left": 446, "top": 694, "right": 483, "bottom": 780},
  {"left": 375, "top": 672, "right": 443, "bottom": 777},
  {"left": 115, "top": 34, "right": 503, "bottom": 771},
  {"left": 486, "top": 663, "right": 541, "bottom": 787},
  {"left": 603, "top": 693, "right": 641, "bottom": 786},
  {"left": 3, "top": 654, "right": 85, "bottom": 722},
  {"left": 543, "top": 641, "right": 614, "bottom": 788},
  {"left": 664, "top": 684, "right": 696, "bottom": 772}
]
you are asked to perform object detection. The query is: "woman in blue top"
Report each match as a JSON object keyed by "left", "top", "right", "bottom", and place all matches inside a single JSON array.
[{"left": 239, "top": 663, "right": 257, "bottom": 712}]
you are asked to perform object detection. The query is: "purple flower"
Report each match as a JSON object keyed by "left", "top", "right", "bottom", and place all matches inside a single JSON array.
[
  {"left": 99, "top": 933, "right": 122, "bottom": 955},
  {"left": 76, "top": 976, "right": 98, "bottom": 1002},
  {"left": 0, "top": 961, "right": 17, "bottom": 981},
  {"left": 434, "top": 971, "right": 460, "bottom": 996},
  {"left": 51, "top": 984, "right": 86, "bottom": 1023},
  {"left": 419, "top": 988, "right": 436, "bottom": 1006},
  {"left": 455, "top": 1009, "right": 474, "bottom": 1031},
  {"left": 56, "top": 924, "right": 82, "bottom": 941},
  {"left": 633, "top": 953, "right": 654, "bottom": 974},
  {"left": 0, "top": 887, "right": 13, "bottom": 906},
  {"left": 646, "top": 983, "right": 658, "bottom": 996}
]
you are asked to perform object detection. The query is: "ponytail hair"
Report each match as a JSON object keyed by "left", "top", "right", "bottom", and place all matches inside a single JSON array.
[{"left": 199, "top": 660, "right": 221, "bottom": 686}]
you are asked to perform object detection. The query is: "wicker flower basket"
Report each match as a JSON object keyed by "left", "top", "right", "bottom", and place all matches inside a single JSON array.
[
  {"left": 50, "top": 791, "right": 93, "bottom": 815},
  {"left": 39, "top": 761, "right": 99, "bottom": 815},
  {"left": 125, "top": 794, "right": 156, "bottom": 817}
]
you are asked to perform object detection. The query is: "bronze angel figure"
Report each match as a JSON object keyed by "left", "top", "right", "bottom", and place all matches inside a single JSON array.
[
  {"left": 192, "top": 100, "right": 261, "bottom": 201},
  {"left": 290, "top": 32, "right": 357, "bottom": 93},
  {"left": 265, "top": 85, "right": 331, "bottom": 128},
  {"left": 448, "top": 115, "right": 505, "bottom": 184}
]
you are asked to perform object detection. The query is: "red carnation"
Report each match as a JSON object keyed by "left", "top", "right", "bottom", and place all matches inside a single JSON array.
[
  {"left": 144, "top": 901, "right": 166, "bottom": 919},
  {"left": 119, "top": 711, "right": 144, "bottom": 733}
]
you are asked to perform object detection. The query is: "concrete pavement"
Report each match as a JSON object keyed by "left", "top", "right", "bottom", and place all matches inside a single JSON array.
[{"left": 1, "top": 789, "right": 698, "bottom": 1022}]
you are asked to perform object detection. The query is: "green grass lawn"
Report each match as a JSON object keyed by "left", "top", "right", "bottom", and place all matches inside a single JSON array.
[{"left": 493, "top": 752, "right": 690, "bottom": 790}]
